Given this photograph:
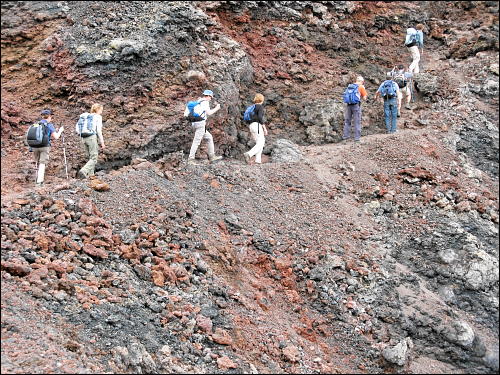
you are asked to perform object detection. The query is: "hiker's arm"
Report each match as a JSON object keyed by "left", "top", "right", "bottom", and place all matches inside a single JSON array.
[
  {"left": 52, "top": 125, "right": 64, "bottom": 140},
  {"left": 95, "top": 116, "right": 105, "bottom": 149},
  {"left": 359, "top": 86, "right": 368, "bottom": 100},
  {"left": 207, "top": 103, "right": 221, "bottom": 116},
  {"left": 183, "top": 106, "right": 189, "bottom": 117}
]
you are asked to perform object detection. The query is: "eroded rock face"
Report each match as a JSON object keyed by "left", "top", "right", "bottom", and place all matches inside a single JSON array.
[{"left": 1, "top": 1, "right": 498, "bottom": 375}]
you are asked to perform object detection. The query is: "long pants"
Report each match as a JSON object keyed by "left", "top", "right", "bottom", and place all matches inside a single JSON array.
[
  {"left": 384, "top": 98, "right": 398, "bottom": 133},
  {"left": 79, "top": 135, "right": 99, "bottom": 177},
  {"left": 343, "top": 103, "right": 362, "bottom": 141},
  {"left": 189, "top": 122, "right": 215, "bottom": 159},
  {"left": 408, "top": 46, "right": 420, "bottom": 74},
  {"left": 397, "top": 85, "right": 412, "bottom": 112},
  {"left": 246, "top": 122, "right": 265, "bottom": 163}
]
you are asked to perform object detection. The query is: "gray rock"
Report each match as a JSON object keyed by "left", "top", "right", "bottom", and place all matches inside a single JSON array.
[
  {"left": 443, "top": 320, "right": 475, "bottom": 348},
  {"left": 299, "top": 99, "right": 343, "bottom": 144},
  {"left": 271, "top": 139, "right": 304, "bottom": 163},
  {"left": 382, "top": 337, "right": 413, "bottom": 366}
]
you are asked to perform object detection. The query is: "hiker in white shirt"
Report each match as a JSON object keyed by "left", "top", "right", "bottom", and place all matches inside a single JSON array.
[
  {"left": 76, "top": 103, "right": 105, "bottom": 178},
  {"left": 184, "top": 89, "right": 222, "bottom": 165}
]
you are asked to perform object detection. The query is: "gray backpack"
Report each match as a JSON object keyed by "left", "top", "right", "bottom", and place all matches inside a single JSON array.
[{"left": 76, "top": 113, "right": 95, "bottom": 136}]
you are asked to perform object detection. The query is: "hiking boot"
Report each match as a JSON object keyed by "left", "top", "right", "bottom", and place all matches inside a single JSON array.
[
  {"left": 405, "top": 103, "right": 412, "bottom": 110},
  {"left": 209, "top": 155, "right": 223, "bottom": 163},
  {"left": 397, "top": 110, "right": 401, "bottom": 117},
  {"left": 77, "top": 171, "right": 87, "bottom": 179},
  {"left": 187, "top": 158, "right": 199, "bottom": 166},
  {"left": 243, "top": 152, "right": 251, "bottom": 164}
]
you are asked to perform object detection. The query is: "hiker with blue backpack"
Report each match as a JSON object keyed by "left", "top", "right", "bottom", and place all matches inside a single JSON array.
[
  {"left": 387, "top": 64, "right": 413, "bottom": 117},
  {"left": 243, "top": 93, "right": 267, "bottom": 164},
  {"left": 342, "top": 75, "right": 368, "bottom": 143},
  {"left": 75, "top": 103, "right": 105, "bottom": 179},
  {"left": 184, "top": 89, "right": 222, "bottom": 165},
  {"left": 405, "top": 24, "right": 425, "bottom": 74},
  {"left": 26, "top": 109, "right": 64, "bottom": 186},
  {"left": 374, "top": 78, "right": 400, "bottom": 134}
]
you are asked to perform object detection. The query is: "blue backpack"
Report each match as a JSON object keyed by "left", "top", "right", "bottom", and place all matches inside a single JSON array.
[
  {"left": 243, "top": 104, "right": 256, "bottom": 122},
  {"left": 26, "top": 120, "right": 49, "bottom": 148},
  {"left": 186, "top": 100, "right": 205, "bottom": 122},
  {"left": 343, "top": 84, "right": 361, "bottom": 105},
  {"left": 380, "top": 80, "right": 397, "bottom": 99},
  {"left": 76, "top": 113, "right": 95, "bottom": 136}
]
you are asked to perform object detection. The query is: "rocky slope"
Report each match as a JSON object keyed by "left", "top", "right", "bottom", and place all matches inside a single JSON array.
[{"left": 1, "top": 1, "right": 499, "bottom": 374}]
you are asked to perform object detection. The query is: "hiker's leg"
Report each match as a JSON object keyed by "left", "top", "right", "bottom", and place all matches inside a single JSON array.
[
  {"left": 247, "top": 122, "right": 260, "bottom": 158},
  {"left": 79, "top": 136, "right": 98, "bottom": 177},
  {"left": 36, "top": 147, "right": 50, "bottom": 183},
  {"left": 248, "top": 123, "right": 265, "bottom": 163},
  {"left": 391, "top": 99, "right": 398, "bottom": 132},
  {"left": 384, "top": 102, "right": 391, "bottom": 133},
  {"left": 405, "top": 86, "right": 412, "bottom": 104},
  {"left": 409, "top": 46, "right": 420, "bottom": 74},
  {"left": 343, "top": 105, "right": 353, "bottom": 140},
  {"left": 188, "top": 123, "right": 205, "bottom": 159},
  {"left": 397, "top": 90, "right": 402, "bottom": 113},
  {"left": 353, "top": 104, "right": 362, "bottom": 141},
  {"left": 203, "top": 130, "right": 215, "bottom": 157}
]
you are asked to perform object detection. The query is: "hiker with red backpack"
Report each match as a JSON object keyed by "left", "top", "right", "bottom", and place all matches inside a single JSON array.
[
  {"left": 374, "top": 79, "right": 400, "bottom": 134},
  {"left": 342, "top": 75, "right": 368, "bottom": 143},
  {"left": 26, "top": 109, "right": 64, "bottom": 186},
  {"left": 184, "top": 89, "right": 222, "bottom": 165},
  {"left": 243, "top": 93, "right": 267, "bottom": 164}
]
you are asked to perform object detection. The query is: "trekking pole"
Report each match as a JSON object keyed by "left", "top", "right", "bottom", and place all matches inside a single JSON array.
[
  {"left": 61, "top": 133, "right": 69, "bottom": 180},
  {"left": 410, "top": 78, "right": 415, "bottom": 103}
]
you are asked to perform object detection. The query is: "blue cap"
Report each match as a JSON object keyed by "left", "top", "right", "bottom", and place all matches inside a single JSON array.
[
  {"left": 41, "top": 109, "right": 53, "bottom": 115},
  {"left": 202, "top": 89, "right": 214, "bottom": 97}
]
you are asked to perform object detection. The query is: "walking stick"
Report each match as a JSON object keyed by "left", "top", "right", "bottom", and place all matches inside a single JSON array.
[
  {"left": 61, "top": 133, "right": 69, "bottom": 180},
  {"left": 410, "top": 78, "right": 415, "bottom": 103}
]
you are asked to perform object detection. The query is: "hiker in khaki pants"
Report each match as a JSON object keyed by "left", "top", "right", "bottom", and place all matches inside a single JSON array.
[{"left": 76, "top": 103, "right": 105, "bottom": 179}]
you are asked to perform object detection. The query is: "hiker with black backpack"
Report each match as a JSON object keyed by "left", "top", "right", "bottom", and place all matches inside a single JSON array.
[
  {"left": 405, "top": 24, "right": 425, "bottom": 74},
  {"left": 374, "top": 79, "right": 400, "bottom": 134},
  {"left": 26, "top": 109, "right": 64, "bottom": 186},
  {"left": 242, "top": 93, "right": 268, "bottom": 164},
  {"left": 387, "top": 64, "right": 413, "bottom": 117},
  {"left": 75, "top": 103, "right": 106, "bottom": 179},
  {"left": 184, "top": 89, "right": 222, "bottom": 165},
  {"left": 342, "top": 75, "right": 368, "bottom": 143}
]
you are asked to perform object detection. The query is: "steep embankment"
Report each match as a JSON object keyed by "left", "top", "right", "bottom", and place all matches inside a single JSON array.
[{"left": 1, "top": 1, "right": 499, "bottom": 374}]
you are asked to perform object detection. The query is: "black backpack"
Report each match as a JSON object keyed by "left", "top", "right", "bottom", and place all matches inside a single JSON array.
[{"left": 26, "top": 121, "right": 49, "bottom": 148}]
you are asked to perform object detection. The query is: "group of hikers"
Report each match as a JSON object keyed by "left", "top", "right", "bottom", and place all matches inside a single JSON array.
[
  {"left": 26, "top": 24, "right": 424, "bottom": 185},
  {"left": 342, "top": 24, "right": 424, "bottom": 141}
]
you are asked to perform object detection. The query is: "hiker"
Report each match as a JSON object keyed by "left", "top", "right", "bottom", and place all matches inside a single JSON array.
[
  {"left": 374, "top": 78, "right": 400, "bottom": 134},
  {"left": 28, "top": 109, "right": 64, "bottom": 185},
  {"left": 243, "top": 93, "right": 268, "bottom": 164},
  {"left": 184, "top": 89, "right": 222, "bottom": 165},
  {"left": 342, "top": 75, "right": 368, "bottom": 142},
  {"left": 405, "top": 24, "right": 424, "bottom": 74},
  {"left": 387, "top": 64, "right": 413, "bottom": 116},
  {"left": 75, "top": 103, "right": 105, "bottom": 179}
]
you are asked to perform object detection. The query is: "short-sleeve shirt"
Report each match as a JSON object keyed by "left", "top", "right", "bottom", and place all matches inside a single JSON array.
[
  {"left": 376, "top": 81, "right": 400, "bottom": 100},
  {"left": 357, "top": 84, "right": 368, "bottom": 99},
  {"left": 40, "top": 119, "right": 56, "bottom": 146}
]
